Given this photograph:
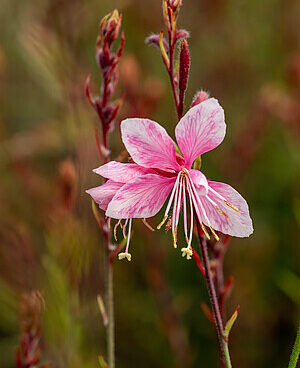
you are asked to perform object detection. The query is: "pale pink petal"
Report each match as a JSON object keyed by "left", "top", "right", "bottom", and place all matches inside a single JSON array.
[
  {"left": 106, "top": 174, "right": 176, "bottom": 219},
  {"left": 86, "top": 180, "right": 124, "bottom": 211},
  {"left": 199, "top": 181, "right": 253, "bottom": 237},
  {"left": 121, "top": 118, "right": 181, "bottom": 171},
  {"left": 93, "top": 161, "right": 151, "bottom": 183},
  {"left": 175, "top": 98, "right": 226, "bottom": 168},
  {"left": 189, "top": 169, "right": 208, "bottom": 196}
]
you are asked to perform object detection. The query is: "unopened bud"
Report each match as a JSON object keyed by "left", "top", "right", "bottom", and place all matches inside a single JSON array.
[
  {"left": 192, "top": 90, "right": 210, "bottom": 107},
  {"left": 176, "top": 29, "right": 190, "bottom": 41},
  {"left": 179, "top": 39, "right": 190, "bottom": 94},
  {"left": 100, "top": 9, "right": 122, "bottom": 47}
]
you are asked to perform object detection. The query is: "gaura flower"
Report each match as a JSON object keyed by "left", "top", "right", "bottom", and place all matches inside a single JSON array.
[{"left": 86, "top": 98, "right": 253, "bottom": 261}]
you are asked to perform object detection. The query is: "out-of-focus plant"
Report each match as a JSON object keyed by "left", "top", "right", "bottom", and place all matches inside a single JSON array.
[{"left": 15, "top": 290, "right": 49, "bottom": 368}]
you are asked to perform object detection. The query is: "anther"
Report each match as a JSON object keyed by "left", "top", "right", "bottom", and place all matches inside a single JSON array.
[
  {"left": 224, "top": 200, "right": 239, "bottom": 211},
  {"left": 209, "top": 226, "right": 220, "bottom": 241},
  {"left": 172, "top": 226, "right": 178, "bottom": 248},
  {"left": 201, "top": 223, "right": 211, "bottom": 240},
  {"left": 157, "top": 215, "right": 168, "bottom": 229}
]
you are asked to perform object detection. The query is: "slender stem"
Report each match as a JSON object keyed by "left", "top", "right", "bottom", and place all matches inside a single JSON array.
[
  {"left": 196, "top": 218, "right": 232, "bottom": 367},
  {"left": 106, "top": 254, "right": 115, "bottom": 368},
  {"left": 288, "top": 324, "right": 300, "bottom": 368}
]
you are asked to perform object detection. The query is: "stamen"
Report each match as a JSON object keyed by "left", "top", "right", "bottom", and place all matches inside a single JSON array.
[
  {"left": 201, "top": 222, "right": 211, "bottom": 240},
  {"left": 125, "top": 218, "right": 132, "bottom": 254},
  {"left": 157, "top": 215, "right": 168, "bottom": 229},
  {"left": 205, "top": 195, "right": 229, "bottom": 218},
  {"left": 172, "top": 225, "right": 178, "bottom": 248},
  {"left": 114, "top": 219, "right": 122, "bottom": 241},
  {"left": 224, "top": 200, "right": 239, "bottom": 212},
  {"left": 175, "top": 176, "right": 183, "bottom": 228},
  {"left": 183, "top": 177, "right": 188, "bottom": 244},
  {"left": 171, "top": 174, "right": 181, "bottom": 235},
  {"left": 209, "top": 226, "right": 220, "bottom": 242},
  {"left": 142, "top": 218, "right": 155, "bottom": 232},
  {"left": 185, "top": 178, "right": 194, "bottom": 247},
  {"left": 118, "top": 252, "right": 131, "bottom": 261},
  {"left": 107, "top": 217, "right": 111, "bottom": 229},
  {"left": 208, "top": 187, "right": 239, "bottom": 212},
  {"left": 187, "top": 176, "right": 211, "bottom": 240},
  {"left": 123, "top": 219, "right": 129, "bottom": 239}
]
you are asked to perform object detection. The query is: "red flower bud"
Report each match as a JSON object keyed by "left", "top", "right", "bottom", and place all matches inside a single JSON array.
[{"left": 191, "top": 90, "right": 210, "bottom": 107}]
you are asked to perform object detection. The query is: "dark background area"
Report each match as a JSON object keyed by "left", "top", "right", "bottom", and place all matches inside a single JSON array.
[{"left": 0, "top": 0, "right": 299, "bottom": 367}]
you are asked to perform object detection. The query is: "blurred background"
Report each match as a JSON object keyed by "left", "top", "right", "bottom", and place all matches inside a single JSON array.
[{"left": 0, "top": 0, "right": 299, "bottom": 367}]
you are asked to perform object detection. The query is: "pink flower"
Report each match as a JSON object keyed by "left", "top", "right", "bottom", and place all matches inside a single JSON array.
[{"left": 87, "top": 98, "right": 253, "bottom": 261}]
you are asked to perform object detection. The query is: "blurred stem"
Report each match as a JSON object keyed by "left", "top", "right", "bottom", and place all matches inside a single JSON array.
[
  {"left": 288, "top": 324, "right": 300, "bottom": 368},
  {"left": 106, "top": 252, "right": 115, "bottom": 368},
  {"left": 195, "top": 218, "right": 232, "bottom": 368}
]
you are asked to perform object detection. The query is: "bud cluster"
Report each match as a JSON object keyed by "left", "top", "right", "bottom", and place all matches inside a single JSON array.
[
  {"left": 86, "top": 10, "right": 125, "bottom": 153},
  {"left": 145, "top": 0, "right": 190, "bottom": 120}
]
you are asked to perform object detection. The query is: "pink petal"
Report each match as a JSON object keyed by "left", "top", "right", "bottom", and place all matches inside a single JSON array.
[
  {"left": 175, "top": 98, "right": 226, "bottom": 168},
  {"left": 121, "top": 118, "right": 181, "bottom": 171},
  {"left": 200, "top": 181, "right": 253, "bottom": 237},
  {"left": 86, "top": 180, "right": 124, "bottom": 211},
  {"left": 93, "top": 161, "right": 151, "bottom": 183},
  {"left": 106, "top": 174, "right": 176, "bottom": 219},
  {"left": 189, "top": 169, "right": 208, "bottom": 196}
]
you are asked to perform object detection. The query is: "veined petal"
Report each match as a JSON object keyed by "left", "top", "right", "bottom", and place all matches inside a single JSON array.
[
  {"left": 121, "top": 118, "right": 181, "bottom": 171},
  {"left": 86, "top": 180, "right": 124, "bottom": 211},
  {"left": 175, "top": 98, "right": 226, "bottom": 168},
  {"left": 189, "top": 169, "right": 208, "bottom": 196},
  {"left": 93, "top": 161, "right": 151, "bottom": 183},
  {"left": 200, "top": 181, "right": 253, "bottom": 237},
  {"left": 106, "top": 174, "right": 176, "bottom": 219}
]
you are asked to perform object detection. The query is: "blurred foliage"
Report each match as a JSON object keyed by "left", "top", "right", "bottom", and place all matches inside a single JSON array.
[{"left": 0, "top": 0, "right": 299, "bottom": 367}]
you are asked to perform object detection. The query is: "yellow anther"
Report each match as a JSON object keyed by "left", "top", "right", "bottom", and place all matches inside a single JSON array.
[
  {"left": 209, "top": 226, "right": 220, "bottom": 242},
  {"left": 107, "top": 217, "right": 111, "bottom": 229},
  {"left": 181, "top": 247, "right": 193, "bottom": 260},
  {"left": 224, "top": 200, "right": 239, "bottom": 212},
  {"left": 201, "top": 223, "right": 211, "bottom": 240},
  {"left": 142, "top": 218, "right": 155, "bottom": 232},
  {"left": 122, "top": 224, "right": 127, "bottom": 239},
  {"left": 157, "top": 215, "right": 168, "bottom": 229},
  {"left": 172, "top": 227, "right": 178, "bottom": 248},
  {"left": 185, "top": 235, "right": 189, "bottom": 244},
  {"left": 216, "top": 207, "right": 229, "bottom": 219},
  {"left": 118, "top": 252, "right": 131, "bottom": 261}
]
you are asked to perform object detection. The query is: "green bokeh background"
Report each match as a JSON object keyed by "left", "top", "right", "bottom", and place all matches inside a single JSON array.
[{"left": 0, "top": 0, "right": 299, "bottom": 367}]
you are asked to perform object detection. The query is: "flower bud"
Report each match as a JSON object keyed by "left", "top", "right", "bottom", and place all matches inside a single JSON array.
[
  {"left": 179, "top": 39, "right": 190, "bottom": 94},
  {"left": 100, "top": 9, "right": 122, "bottom": 47},
  {"left": 191, "top": 90, "right": 210, "bottom": 107},
  {"left": 145, "top": 34, "right": 169, "bottom": 52}
]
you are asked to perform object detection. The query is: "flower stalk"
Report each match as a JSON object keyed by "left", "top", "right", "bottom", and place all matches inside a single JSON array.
[{"left": 86, "top": 9, "right": 125, "bottom": 368}]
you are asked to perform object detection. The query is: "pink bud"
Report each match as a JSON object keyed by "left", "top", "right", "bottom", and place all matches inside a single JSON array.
[{"left": 191, "top": 90, "right": 210, "bottom": 107}]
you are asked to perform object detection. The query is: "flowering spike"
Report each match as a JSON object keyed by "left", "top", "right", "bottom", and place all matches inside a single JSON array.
[{"left": 224, "top": 305, "right": 240, "bottom": 342}]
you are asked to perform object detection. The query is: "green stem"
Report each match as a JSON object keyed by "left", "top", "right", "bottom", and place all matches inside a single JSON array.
[
  {"left": 288, "top": 324, "right": 300, "bottom": 368},
  {"left": 223, "top": 341, "right": 232, "bottom": 368}
]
